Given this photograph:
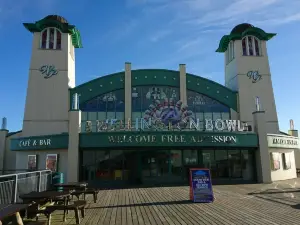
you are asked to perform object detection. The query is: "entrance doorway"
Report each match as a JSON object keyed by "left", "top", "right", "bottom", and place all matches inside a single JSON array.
[
  {"left": 140, "top": 150, "right": 183, "bottom": 185},
  {"left": 80, "top": 149, "right": 256, "bottom": 187}
]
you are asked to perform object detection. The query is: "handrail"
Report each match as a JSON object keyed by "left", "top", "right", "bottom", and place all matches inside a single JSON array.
[
  {"left": 0, "top": 170, "right": 53, "bottom": 204},
  {"left": 0, "top": 170, "right": 51, "bottom": 178}
]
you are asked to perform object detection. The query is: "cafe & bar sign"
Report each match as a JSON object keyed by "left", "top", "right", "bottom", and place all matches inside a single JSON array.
[
  {"left": 267, "top": 134, "right": 300, "bottom": 149},
  {"left": 10, "top": 134, "right": 69, "bottom": 151}
]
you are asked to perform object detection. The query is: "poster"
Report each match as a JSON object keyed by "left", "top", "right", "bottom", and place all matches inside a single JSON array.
[
  {"left": 27, "top": 155, "right": 37, "bottom": 171},
  {"left": 46, "top": 154, "right": 58, "bottom": 172},
  {"left": 283, "top": 153, "right": 291, "bottom": 170},
  {"left": 189, "top": 168, "right": 214, "bottom": 203},
  {"left": 272, "top": 153, "right": 281, "bottom": 170}
]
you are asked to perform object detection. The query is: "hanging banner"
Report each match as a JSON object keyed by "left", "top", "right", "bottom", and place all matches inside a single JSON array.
[{"left": 189, "top": 168, "right": 214, "bottom": 203}]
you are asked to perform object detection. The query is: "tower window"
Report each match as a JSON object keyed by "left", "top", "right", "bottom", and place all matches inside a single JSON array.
[
  {"left": 40, "top": 28, "right": 62, "bottom": 50},
  {"left": 242, "top": 36, "right": 261, "bottom": 56},
  {"left": 226, "top": 41, "right": 234, "bottom": 64}
]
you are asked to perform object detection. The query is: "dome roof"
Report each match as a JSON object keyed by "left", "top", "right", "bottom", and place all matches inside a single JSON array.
[
  {"left": 230, "top": 23, "right": 253, "bottom": 34},
  {"left": 43, "top": 15, "right": 68, "bottom": 24}
]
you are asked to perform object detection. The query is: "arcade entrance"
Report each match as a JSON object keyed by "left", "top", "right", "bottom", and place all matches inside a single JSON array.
[{"left": 80, "top": 148, "right": 256, "bottom": 187}]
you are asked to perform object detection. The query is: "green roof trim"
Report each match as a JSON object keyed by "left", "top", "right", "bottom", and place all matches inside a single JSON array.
[
  {"left": 69, "top": 69, "right": 238, "bottom": 111},
  {"left": 23, "top": 17, "right": 82, "bottom": 48},
  {"left": 216, "top": 27, "right": 276, "bottom": 53}
]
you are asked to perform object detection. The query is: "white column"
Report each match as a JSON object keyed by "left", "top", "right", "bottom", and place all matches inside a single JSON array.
[
  {"left": 67, "top": 110, "right": 81, "bottom": 182},
  {"left": 253, "top": 111, "right": 272, "bottom": 183},
  {"left": 179, "top": 64, "right": 187, "bottom": 105},
  {"left": 125, "top": 62, "right": 132, "bottom": 120}
]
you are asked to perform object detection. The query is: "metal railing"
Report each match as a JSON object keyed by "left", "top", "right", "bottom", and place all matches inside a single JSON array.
[
  {"left": 0, "top": 170, "right": 52, "bottom": 204},
  {"left": 0, "top": 169, "right": 33, "bottom": 175}
]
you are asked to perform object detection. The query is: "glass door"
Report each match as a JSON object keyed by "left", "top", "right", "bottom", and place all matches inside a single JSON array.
[{"left": 141, "top": 150, "right": 170, "bottom": 184}]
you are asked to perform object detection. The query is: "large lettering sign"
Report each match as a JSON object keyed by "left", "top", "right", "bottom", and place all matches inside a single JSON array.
[
  {"left": 83, "top": 99, "right": 248, "bottom": 133},
  {"left": 11, "top": 134, "right": 69, "bottom": 151},
  {"left": 19, "top": 139, "right": 51, "bottom": 148},
  {"left": 84, "top": 118, "right": 248, "bottom": 133},
  {"left": 106, "top": 133, "right": 237, "bottom": 144},
  {"left": 267, "top": 134, "right": 300, "bottom": 149},
  {"left": 80, "top": 131, "right": 258, "bottom": 148}
]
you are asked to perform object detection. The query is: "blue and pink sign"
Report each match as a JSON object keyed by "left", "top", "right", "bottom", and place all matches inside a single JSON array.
[{"left": 189, "top": 168, "right": 214, "bottom": 203}]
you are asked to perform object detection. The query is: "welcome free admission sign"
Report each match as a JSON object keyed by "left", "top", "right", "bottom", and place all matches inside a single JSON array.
[{"left": 189, "top": 168, "right": 214, "bottom": 203}]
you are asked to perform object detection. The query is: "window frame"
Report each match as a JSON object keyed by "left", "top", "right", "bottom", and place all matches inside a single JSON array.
[
  {"left": 242, "top": 36, "right": 261, "bottom": 56},
  {"left": 40, "top": 27, "right": 62, "bottom": 50},
  {"left": 226, "top": 41, "right": 235, "bottom": 64}
]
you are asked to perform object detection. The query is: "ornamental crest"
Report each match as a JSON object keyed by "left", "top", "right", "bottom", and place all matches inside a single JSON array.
[
  {"left": 247, "top": 71, "right": 262, "bottom": 83},
  {"left": 39, "top": 65, "right": 59, "bottom": 79}
]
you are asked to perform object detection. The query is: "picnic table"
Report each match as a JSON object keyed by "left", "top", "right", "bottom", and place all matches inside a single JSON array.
[
  {"left": 53, "top": 182, "right": 88, "bottom": 190},
  {"left": 0, "top": 203, "right": 29, "bottom": 225},
  {"left": 20, "top": 191, "right": 86, "bottom": 224},
  {"left": 20, "top": 191, "right": 71, "bottom": 203}
]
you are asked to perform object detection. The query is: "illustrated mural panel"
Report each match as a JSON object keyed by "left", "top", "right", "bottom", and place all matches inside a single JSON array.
[
  {"left": 80, "top": 89, "right": 125, "bottom": 132},
  {"left": 80, "top": 86, "right": 247, "bottom": 133}
]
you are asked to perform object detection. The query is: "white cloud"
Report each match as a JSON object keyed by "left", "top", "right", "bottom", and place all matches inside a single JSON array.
[
  {"left": 0, "top": 0, "right": 59, "bottom": 25},
  {"left": 149, "top": 30, "right": 171, "bottom": 42}
]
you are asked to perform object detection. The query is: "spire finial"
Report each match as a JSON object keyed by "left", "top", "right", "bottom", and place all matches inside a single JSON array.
[
  {"left": 1, "top": 117, "right": 7, "bottom": 130},
  {"left": 290, "top": 119, "right": 294, "bottom": 130}
]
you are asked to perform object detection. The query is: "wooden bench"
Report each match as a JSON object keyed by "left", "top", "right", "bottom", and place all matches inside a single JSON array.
[
  {"left": 25, "top": 222, "right": 47, "bottom": 225},
  {"left": 45, "top": 200, "right": 87, "bottom": 225},
  {"left": 71, "top": 188, "right": 99, "bottom": 203}
]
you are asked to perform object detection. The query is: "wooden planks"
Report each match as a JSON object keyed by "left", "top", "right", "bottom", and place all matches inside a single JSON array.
[{"left": 31, "top": 182, "right": 300, "bottom": 225}]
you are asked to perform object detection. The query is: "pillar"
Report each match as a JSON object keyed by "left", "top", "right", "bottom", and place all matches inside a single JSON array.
[
  {"left": 125, "top": 62, "right": 132, "bottom": 120},
  {"left": 179, "top": 64, "right": 187, "bottom": 105},
  {"left": 0, "top": 118, "right": 8, "bottom": 174},
  {"left": 67, "top": 95, "right": 81, "bottom": 182},
  {"left": 253, "top": 110, "right": 272, "bottom": 183},
  {"left": 0, "top": 129, "right": 8, "bottom": 174}
]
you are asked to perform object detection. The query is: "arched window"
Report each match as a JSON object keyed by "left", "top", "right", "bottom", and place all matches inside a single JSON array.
[
  {"left": 242, "top": 36, "right": 260, "bottom": 56},
  {"left": 40, "top": 28, "right": 62, "bottom": 50},
  {"left": 80, "top": 89, "right": 125, "bottom": 132}
]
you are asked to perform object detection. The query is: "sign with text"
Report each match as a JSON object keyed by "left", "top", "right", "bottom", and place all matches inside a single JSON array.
[
  {"left": 267, "top": 134, "right": 300, "bottom": 149},
  {"left": 80, "top": 131, "right": 259, "bottom": 148},
  {"left": 107, "top": 133, "right": 237, "bottom": 144},
  {"left": 10, "top": 134, "right": 69, "bottom": 151},
  {"left": 189, "top": 168, "right": 214, "bottom": 203},
  {"left": 84, "top": 118, "right": 249, "bottom": 133}
]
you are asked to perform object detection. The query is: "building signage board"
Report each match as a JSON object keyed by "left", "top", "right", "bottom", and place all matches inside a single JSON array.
[
  {"left": 84, "top": 118, "right": 249, "bottom": 133},
  {"left": 189, "top": 168, "right": 214, "bottom": 203},
  {"left": 107, "top": 133, "right": 237, "bottom": 144},
  {"left": 80, "top": 131, "right": 259, "bottom": 148},
  {"left": 19, "top": 138, "right": 51, "bottom": 148},
  {"left": 267, "top": 134, "right": 300, "bottom": 149},
  {"left": 10, "top": 134, "right": 69, "bottom": 151}
]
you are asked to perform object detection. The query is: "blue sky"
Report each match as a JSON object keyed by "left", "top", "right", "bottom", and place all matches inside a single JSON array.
[{"left": 0, "top": 0, "right": 300, "bottom": 132}]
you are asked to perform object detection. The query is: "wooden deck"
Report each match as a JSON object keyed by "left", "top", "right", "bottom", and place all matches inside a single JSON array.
[{"left": 26, "top": 180, "right": 300, "bottom": 225}]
